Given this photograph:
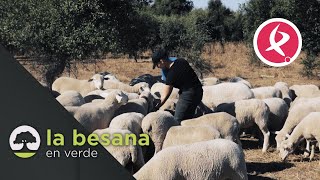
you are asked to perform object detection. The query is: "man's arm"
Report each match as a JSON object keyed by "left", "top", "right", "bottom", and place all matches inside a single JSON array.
[{"left": 158, "top": 84, "right": 173, "bottom": 108}]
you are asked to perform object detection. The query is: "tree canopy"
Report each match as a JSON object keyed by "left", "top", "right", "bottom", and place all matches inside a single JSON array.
[
  {"left": 0, "top": 0, "right": 319, "bottom": 80},
  {"left": 14, "top": 131, "right": 36, "bottom": 144},
  {"left": 241, "top": 0, "right": 320, "bottom": 76},
  {"left": 0, "top": 0, "right": 152, "bottom": 85},
  {"left": 152, "top": 0, "right": 194, "bottom": 16}
]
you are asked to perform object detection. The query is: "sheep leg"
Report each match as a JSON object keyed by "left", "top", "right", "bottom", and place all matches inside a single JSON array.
[
  {"left": 314, "top": 138, "right": 320, "bottom": 165},
  {"left": 309, "top": 144, "right": 315, "bottom": 162},
  {"left": 228, "top": 166, "right": 248, "bottom": 180},
  {"left": 256, "top": 121, "right": 270, "bottom": 153},
  {"left": 304, "top": 139, "right": 311, "bottom": 158}
]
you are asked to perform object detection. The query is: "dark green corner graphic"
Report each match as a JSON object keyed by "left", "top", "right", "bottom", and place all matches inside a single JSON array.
[{"left": 0, "top": 45, "right": 135, "bottom": 180}]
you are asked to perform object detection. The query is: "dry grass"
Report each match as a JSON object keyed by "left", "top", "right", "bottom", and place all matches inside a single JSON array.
[
  {"left": 23, "top": 58, "right": 161, "bottom": 84},
  {"left": 20, "top": 43, "right": 320, "bottom": 179},
  {"left": 242, "top": 137, "right": 320, "bottom": 180},
  {"left": 23, "top": 42, "right": 320, "bottom": 87},
  {"left": 203, "top": 43, "right": 320, "bottom": 87}
]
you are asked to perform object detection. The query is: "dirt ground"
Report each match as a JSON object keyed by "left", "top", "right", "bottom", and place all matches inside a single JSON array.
[
  {"left": 19, "top": 43, "right": 320, "bottom": 180},
  {"left": 242, "top": 137, "right": 320, "bottom": 180}
]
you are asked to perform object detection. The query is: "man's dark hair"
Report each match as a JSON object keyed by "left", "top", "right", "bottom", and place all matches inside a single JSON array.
[{"left": 152, "top": 48, "right": 169, "bottom": 69}]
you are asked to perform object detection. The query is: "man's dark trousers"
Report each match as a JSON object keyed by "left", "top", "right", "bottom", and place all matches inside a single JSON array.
[{"left": 174, "top": 86, "right": 203, "bottom": 122}]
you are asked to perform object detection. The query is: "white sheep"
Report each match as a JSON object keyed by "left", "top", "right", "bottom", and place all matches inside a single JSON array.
[
  {"left": 275, "top": 100, "right": 320, "bottom": 150},
  {"left": 252, "top": 86, "right": 282, "bottom": 99},
  {"left": 134, "top": 139, "right": 248, "bottom": 180},
  {"left": 125, "top": 92, "right": 140, "bottom": 100},
  {"left": 98, "top": 71, "right": 120, "bottom": 82},
  {"left": 289, "top": 97, "right": 320, "bottom": 110},
  {"left": 162, "top": 125, "right": 221, "bottom": 149},
  {"left": 102, "top": 73, "right": 120, "bottom": 82},
  {"left": 151, "top": 83, "right": 181, "bottom": 112},
  {"left": 274, "top": 82, "right": 292, "bottom": 106},
  {"left": 159, "top": 98, "right": 177, "bottom": 111},
  {"left": 52, "top": 74, "right": 104, "bottom": 96},
  {"left": 151, "top": 82, "right": 179, "bottom": 99},
  {"left": 109, "top": 112, "right": 145, "bottom": 136},
  {"left": 103, "top": 80, "right": 149, "bottom": 94},
  {"left": 279, "top": 112, "right": 320, "bottom": 162},
  {"left": 56, "top": 90, "right": 85, "bottom": 106},
  {"left": 88, "top": 89, "right": 139, "bottom": 100},
  {"left": 93, "top": 128, "right": 145, "bottom": 173},
  {"left": 229, "top": 77, "right": 252, "bottom": 88},
  {"left": 69, "top": 91, "right": 128, "bottom": 132},
  {"left": 181, "top": 112, "right": 241, "bottom": 145},
  {"left": 202, "top": 82, "right": 254, "bottom": 110},
  {"left": 215, "top": 99, "right": 270, "bottom": 153},
  {"left": 113, "top": 90, "right": 154, "bottom": 117},
  {"left": 64, "top": 106, "right": 79, "bottom": 116},
  {"left": 201, "top": 77, "right": 221, "bottom": 86},
  {"left": 262, "top": 98, "right": 288, "bottom": 131},
  {"left": 87, "top": 89, "right": 110, "bottom": 98},
  {"left": 289, "top": 84, "right": 320, "bottom": 99},
  {"left": 141, "top": 111, "right": 180, "bottom": 154}
]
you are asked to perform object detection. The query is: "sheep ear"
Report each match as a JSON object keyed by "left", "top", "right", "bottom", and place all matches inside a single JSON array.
[
  {"left": 88, "top": 79, "right": 93, "bottom": 82},
  {"left": 116, "top": 95, "right": 123, "bottom": 103},
  {"left": 274, "top": 131, "right": 280, "bottom": 135},
  {"left": 285, "top": 134, "right": 290, "bottom": 138},
  {"left": 285, "top": 142, "right": 293, "bottom": 150},
  {"left": 120, "top": 91, "right": 126, "bottom": 97}
]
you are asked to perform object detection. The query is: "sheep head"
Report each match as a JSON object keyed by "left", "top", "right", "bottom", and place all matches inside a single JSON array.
[
  {"left": 115, "top": 91, "right": 129, "bottom": 105},
  {"left": 135, "top": 82, "right": 150, "bottom": 94},
  {"left": 88, "top": 74, "right": 104, "bottom": 90},
  {"left": 279, "top": 140, "right": 294, "bottom": 161},
  {"left": 103, "top": 74, "right": 119, "bottom": 82},
  {"left": 275, "top": 131, "right": 290, "bottom": 151},
  {"left": 139, "top": 90, "right": 155, "bottom": 112},
  {"left": 142, "top": 111, "right": 178, "bottom": 153}
]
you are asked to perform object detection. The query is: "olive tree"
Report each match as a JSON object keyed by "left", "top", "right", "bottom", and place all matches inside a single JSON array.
[{"left": 0, "top": 0, "right": 151, "bottom": 86}]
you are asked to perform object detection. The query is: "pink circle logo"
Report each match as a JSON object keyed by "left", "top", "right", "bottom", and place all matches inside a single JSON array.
[{"left": 253, "top": 18, "right": 302, "bottom": 67}]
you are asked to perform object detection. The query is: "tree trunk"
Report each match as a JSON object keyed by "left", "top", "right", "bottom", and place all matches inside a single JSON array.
[{"left": 21, "top": 142, "right": 29, "bottom": 152}]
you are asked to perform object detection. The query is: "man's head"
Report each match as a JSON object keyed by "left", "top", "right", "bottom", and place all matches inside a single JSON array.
[{"left": 152, "top": 48, "right": 169, "bottom": 69}]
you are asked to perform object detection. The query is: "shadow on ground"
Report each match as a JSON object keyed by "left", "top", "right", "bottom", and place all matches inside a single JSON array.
[
  {"left": 241, "top": 137, "right": 263, "bottom": 150},
  {"left": 247, "top": 161, "right": 294, "bottom": 175},
  {"left": 248, "top": 174, "right": 276, "bottom": 180},
  {"left": 240, "top": 136, "right": 278, "bottom": 151}
]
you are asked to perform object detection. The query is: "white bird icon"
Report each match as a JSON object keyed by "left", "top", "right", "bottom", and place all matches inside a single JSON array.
[{"left": 265, "top": 24, "right": 290, "bottom": 56}]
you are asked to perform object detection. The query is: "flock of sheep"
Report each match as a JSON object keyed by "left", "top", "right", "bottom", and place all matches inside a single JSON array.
[{"left": 48, "top": 72, "right": 320, "bottom": 180}]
